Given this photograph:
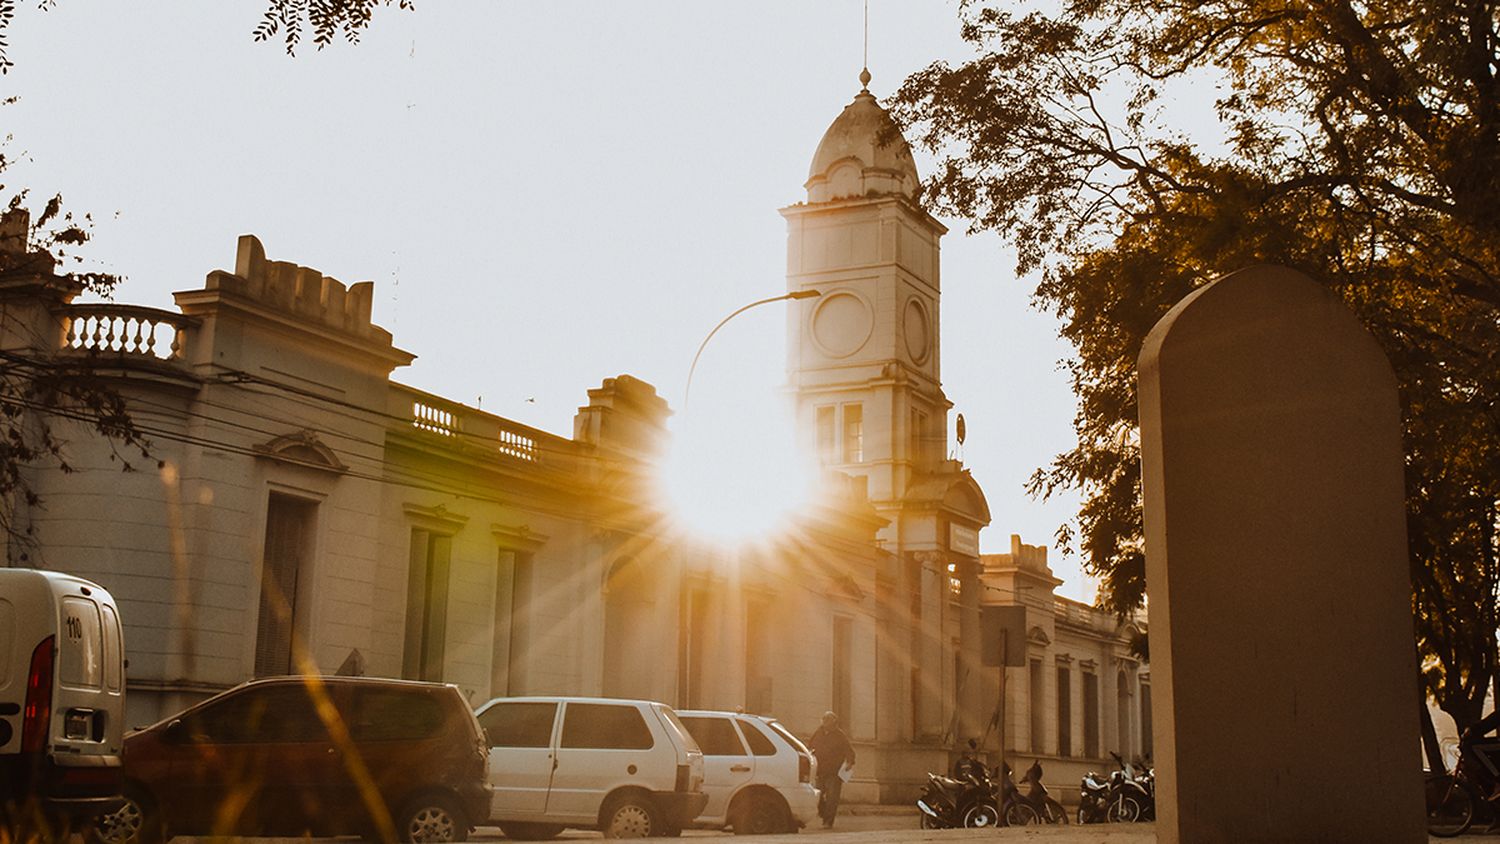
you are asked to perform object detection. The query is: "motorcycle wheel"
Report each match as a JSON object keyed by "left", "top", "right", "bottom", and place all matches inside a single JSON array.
[
  {"left": 918, "top": 812, "right": 941, "bottom": 830},
  {"left": 1045, "top": 797, "right": 1069, "bottom": 824},
  {"left": 962, "top": 802, "right": 1001, "bottom": 829},
  {"left": 1425, "top": 773, "right": 1475, "bottom": 838},
  {"left": 1107, "top": 795, "right": 1142, "bottom": 823},
  {"left": 1004, "top": 802, "right": 1039, "bottom": 826}
]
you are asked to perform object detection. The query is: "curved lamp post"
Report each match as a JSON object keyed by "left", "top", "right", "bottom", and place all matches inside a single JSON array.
[{"left": 683, "top": 289, "right": 822, "bottom": 409}]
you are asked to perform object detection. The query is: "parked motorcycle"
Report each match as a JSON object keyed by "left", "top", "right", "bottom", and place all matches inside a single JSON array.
[
  {"left": 915, "top": 756, "right": 1038, "bottom": 828},
  {"left": 1078, "top": 770, "right": 1112, "bottom": 823},
  {"left": 1107, "top": 752, "right": 1154, "bottom": 822},
  {"left": 1019, "top": 760, "right": 1069, "bottom": 824},
  {"left": 916, "top": 760, "right": 1000, "bottom": 828}
]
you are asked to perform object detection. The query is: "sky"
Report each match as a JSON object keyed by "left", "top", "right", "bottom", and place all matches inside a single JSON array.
[{"left": 3, "top": 1, "right": 1093, "bottom": 600}]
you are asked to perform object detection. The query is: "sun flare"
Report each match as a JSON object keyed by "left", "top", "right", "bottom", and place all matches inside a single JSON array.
[{"left": 659, "top": 399, "right": 815, "bottom": 546}]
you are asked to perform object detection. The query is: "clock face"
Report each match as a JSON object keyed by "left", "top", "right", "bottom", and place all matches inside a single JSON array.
[
  {"left": 904, "top": 297, "right": 931, "bottom": 364},
  {"left": 811, "top": 291, "right": 873, "bottom": 358}
]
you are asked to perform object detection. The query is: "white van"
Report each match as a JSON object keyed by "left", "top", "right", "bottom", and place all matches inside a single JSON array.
[
  {"left": 474, "top": 696, "right": 707, "bottom": 839},
  {"left": 0, "top": 569, "right": 126, "bottom": 833}
]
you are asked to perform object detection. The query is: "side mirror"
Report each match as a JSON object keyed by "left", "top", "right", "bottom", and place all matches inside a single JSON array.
[{"left": 162, "top": 719, "right": 186, "bottom": 744}]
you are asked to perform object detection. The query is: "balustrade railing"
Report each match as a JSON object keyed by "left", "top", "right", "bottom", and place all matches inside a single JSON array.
[
  {"left": 413, "top": 400, "right": 458, "bottom": 436},
  {"left": 59, "top": 305, "right": 193, "bottom": 361},
  {"left": 397, "top": 385, "right": 558, "bottom": 466}
]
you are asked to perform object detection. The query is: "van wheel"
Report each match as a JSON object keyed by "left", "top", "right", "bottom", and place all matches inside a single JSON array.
[
  {"left": 497, "top": 822, "right": 564, "bottom": 841},
  {"left": 396, "top": 794, "right": 468, "bottom": 843},
  {"left": 599, "top": 794, "right": 662, "bottom": 839},
  {"left": 731, "top": 794, "right": 789, "bottom": 835},
  {"left": 91, "top": 789, "right": 165, "bottom": 844}
]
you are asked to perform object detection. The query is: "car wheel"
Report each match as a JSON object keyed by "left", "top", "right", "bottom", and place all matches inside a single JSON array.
[
  {"left": 396, "top": 794, "right": 468, "bottom": 843},
  {"left": 91, "top": 788, "right": 165, "bottom": 844},
  {"left": 497, "top": 821, "right": 565, "bottom": 841},
  {"left": 731, "top": 794, "right": 789, "bottom": 835},
  {"left": 599, "top": 794, "right": 662, "bottom": 839}
]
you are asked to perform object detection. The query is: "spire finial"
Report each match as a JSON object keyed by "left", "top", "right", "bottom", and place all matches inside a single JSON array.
[{"left": 861, "top": 0, "right": 871, "bottom": 91}]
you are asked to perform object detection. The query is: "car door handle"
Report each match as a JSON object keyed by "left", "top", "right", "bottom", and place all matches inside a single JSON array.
[{"left": 730, "top": 765, "right": 751, "bottom": 773}]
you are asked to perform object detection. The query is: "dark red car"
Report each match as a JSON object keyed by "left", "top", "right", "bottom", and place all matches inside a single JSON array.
[{"left": 94, "top": 677, "right": 490, "bottom": 844}]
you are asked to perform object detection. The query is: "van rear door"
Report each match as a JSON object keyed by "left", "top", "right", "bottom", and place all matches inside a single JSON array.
[{"left": 53, "top": 592, "right": 124, "bottom": 755}]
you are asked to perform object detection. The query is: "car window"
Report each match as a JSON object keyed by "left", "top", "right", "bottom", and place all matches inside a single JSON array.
[
  {"left": 561, "top": 703, "right": 653, "bottom": 750},
  {"left": 654, "top": 705, "right": 701, "bottom": 753},
  {"left": 58, "top": 597, "right": 103, "bottom": 689},
  {"left": 351, "top": 688, "right": 444, "bottom": 741},
  {"left": 764, "top": 720, "right": 811, "bottom": 754},
  {"left": 738, "top": 718, "right": 778, "bottom": 756},
  {"left": 679, "top": 716, "right": 747, "bottom": 756},
  {"left": 478, "top": 701, "right": 557, "bottom": 748},
  {"left": 184, "top": 684, "right": 330, "bottom": 744}
]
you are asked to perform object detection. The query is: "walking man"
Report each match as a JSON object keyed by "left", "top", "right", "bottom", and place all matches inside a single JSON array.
[{"left": 810, "top": 710, "right": 855, "bottom": 828}]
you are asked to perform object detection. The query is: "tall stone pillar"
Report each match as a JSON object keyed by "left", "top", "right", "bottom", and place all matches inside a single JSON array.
[{"left": 1138, "top": 265, "right": 1424, "bottom": 842}]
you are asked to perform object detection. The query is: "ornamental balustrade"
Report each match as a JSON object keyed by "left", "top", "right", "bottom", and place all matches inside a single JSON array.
[
  {"left": 58, "top": 305, "right": 195, "bottom": 361},
  {"left": 396, "top": 384, "right": 556, "bottom": 466}
]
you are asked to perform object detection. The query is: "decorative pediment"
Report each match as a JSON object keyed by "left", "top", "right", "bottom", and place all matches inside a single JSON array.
[
  {"left": 942, "top": 474, "right": 991, "bottom": 525},
  {"left": 829, "top": 573, "right": 865, "bottom": 602},
  {"left": 402, "top": 502, "right": 468, "bottom": 534},
  {"left": 254, "top": 429, "right": 346, "bottom": 473},
  {"left": 1027, "top": 626, "right": 1052, "bottom": 646},
  {"left": 493, "top": 522, "right": 547, "bottom": 552}
]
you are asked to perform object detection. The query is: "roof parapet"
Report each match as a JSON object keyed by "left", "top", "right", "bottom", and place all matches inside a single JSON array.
[{"left": 202, "top": 234, "right": 389, "bottom": 344}]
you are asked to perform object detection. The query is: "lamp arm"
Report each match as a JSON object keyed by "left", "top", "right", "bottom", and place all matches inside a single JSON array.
[{"left": 683, "top": 291, "right": 817, "bottom": 409}]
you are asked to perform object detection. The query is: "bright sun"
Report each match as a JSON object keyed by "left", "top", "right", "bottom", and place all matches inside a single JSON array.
[{"left": 659, "top": 398, "right": 815, "bottom": 545}]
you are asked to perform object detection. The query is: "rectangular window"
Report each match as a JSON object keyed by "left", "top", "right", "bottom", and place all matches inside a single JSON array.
[
  {"left": 1057, "top": 665, "right": 1073, "bottom": 757},
  {"left": 816, "top": 406, "right": 836, "bottom": 464},
  {"left": 1029, "top": 659, "right": 1045, "bottom": 753},
  {"left": 1141, "top": 683, "right": 1154, "bottom": 759},
  {"left": 403, "top": 529, "right": 452, "bottom": 682},
  {"left": 256, "top": 493, "right": 316, "bottom": 677},
  {"left": 679, "top": 588, "right": 710, "bottom": 709},
  {"left": 842, "top": 403, "right": 863, "bottom": 463},
  {"left": 1083, "top": 671, "right": 1100, "bottom": 757},
  {"left": 745, "top": 600, "right": 773, "bottom": 714},
  {"left": 832, "top": 616, "right": 853, "bottom": 723}
]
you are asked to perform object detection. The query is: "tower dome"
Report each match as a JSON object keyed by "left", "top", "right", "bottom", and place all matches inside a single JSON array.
[{"left": 805, "top": 72, "right": 920, "bottom": 203}]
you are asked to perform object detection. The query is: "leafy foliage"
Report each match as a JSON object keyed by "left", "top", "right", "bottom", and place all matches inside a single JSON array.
[
  {"left": 892, "top": 0, "right": 1500, "bottom": 730},
  {"left": 0, "top": 103, "right": 149, "bottom": 557},
  {"left": 0, "top": 0, "right": 412, "bottom": 71}
]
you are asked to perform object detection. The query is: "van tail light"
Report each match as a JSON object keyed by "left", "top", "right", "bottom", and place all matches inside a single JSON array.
[
  {"left": 23, "top": 635, "right": 56, "bottom": 753},
  {"left": 798, "top": 753, "right": 811, "bottom": 783}
]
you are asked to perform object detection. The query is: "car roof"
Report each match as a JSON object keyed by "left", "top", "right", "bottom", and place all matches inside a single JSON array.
[
  {"left": 677, "top": 709, "right": 776, "bottom": 722},
  {"left": 475, "top": 695, "right": 671, "bottom": 709}
]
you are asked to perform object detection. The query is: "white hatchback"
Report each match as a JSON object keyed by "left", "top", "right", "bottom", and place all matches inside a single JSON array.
[
  {"left": 676, "top": 710, "right": 819, "bottom": 835},
  {"left": 474, "top": 696, "right": 706, "bottom": 840}
]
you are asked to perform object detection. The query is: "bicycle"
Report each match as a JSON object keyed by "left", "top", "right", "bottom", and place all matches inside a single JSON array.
[{"left": 1427, "top": 753, "right": 1492, "bottom": 837}]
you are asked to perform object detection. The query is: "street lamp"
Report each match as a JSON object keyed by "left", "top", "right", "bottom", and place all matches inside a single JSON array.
[{"left": 682, "top": 288, "right": 822, "bottom": 409}]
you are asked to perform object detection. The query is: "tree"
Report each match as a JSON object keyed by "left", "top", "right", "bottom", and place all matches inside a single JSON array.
[
  {"left": 0, "top": 110, "right": 150, "bottom": 556},
  {"left": 0, "top": 0, "right": 410, "bottom": 73},
  {"left": 891, "top": 0, "right": 1500, "bottom": 733}
]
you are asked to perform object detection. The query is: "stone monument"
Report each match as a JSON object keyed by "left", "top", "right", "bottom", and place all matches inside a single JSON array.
[{"left": 1138, "top": 265, "right": 1424, "bottom": 842}]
